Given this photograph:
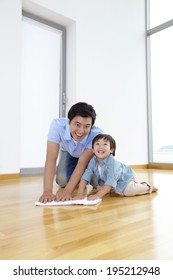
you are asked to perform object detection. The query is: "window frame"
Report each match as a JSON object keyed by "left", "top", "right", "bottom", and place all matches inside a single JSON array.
[{"left": 146, "top": 0, "right": 173, "bottom": 167}]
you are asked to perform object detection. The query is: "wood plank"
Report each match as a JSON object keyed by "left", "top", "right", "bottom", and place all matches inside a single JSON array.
[{"left": 0, "top": 169, "right": 173, "bottom": 260}]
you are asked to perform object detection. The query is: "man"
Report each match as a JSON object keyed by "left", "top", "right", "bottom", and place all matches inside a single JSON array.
[{"left": 39, "top": 102, "right": 102, "bottom": 202}]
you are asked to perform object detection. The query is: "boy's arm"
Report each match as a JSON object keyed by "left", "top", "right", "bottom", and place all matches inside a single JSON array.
[
  {"left": 73, "top": 179, "right": 88, "bottom": 199},
  {"left": 87, "top": 185, "right": 112, "bottom": 200}
]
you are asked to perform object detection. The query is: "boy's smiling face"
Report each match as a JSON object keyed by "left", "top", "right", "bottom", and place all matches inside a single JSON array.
[{"left": 93, "top": 138, "right": 113, "bottom": 161}]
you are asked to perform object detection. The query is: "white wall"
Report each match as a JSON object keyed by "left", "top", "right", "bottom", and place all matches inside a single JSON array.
[
  {"left": 0, "top": 0, "right": 147, "bottom": 175},
  {"left": 0, "top": 0, "right": 21, "bottom": 175}
]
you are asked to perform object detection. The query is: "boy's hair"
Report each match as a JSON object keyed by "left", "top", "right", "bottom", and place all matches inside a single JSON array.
[
  {"left": 92, "top": 134, "right": 116, "bottom": 156},
  {"left": 67, "top": 102, "right": 96, "bottom": 125}
]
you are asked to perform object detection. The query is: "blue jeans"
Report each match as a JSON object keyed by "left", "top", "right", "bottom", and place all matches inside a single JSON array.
[{"left": 56, "top": 151, "right": 79, "bottom": 187}]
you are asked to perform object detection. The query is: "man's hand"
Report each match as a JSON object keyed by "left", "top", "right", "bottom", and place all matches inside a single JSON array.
[
  {"left": 72, "top": 194, "right": 85, "bottom": 200},
  {"left": 55, "top": 190, "right": 72, "bottom": 201},
  {"left": 39, "top": 192, "right": 56, "bottom": 203}
]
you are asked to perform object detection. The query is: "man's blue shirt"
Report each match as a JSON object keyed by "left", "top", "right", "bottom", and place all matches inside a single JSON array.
[{"left": 47, "top": 118, "right": 102, "bottom": 158}]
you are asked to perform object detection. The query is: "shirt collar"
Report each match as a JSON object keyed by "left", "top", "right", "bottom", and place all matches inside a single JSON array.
[{"left": 95, "top": 154, "right": 113, "bottom": 164}]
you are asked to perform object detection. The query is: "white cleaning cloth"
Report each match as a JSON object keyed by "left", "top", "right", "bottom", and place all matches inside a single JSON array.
[{"left": 35, "top": 198, "right": 102, "bottom": 206}]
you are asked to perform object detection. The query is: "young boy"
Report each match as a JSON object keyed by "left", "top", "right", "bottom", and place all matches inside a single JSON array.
[
  {"left": 75, "top": 134, "right": 158, "bottom": 200},
  {"left": 39, "top": 102, "right": 102, "bottom": 203}
]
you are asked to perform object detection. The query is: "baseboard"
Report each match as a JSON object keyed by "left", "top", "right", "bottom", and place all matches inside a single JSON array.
[
  {"left": 0, "top": 174, "right": 20, "bottom": 180},
  {"left": 1, "top": 164, "right": 173, "bottom": 181},
  {"left": 20, "top": 167, "right": 44, "bottom": 176},
  {"left": 148, "top": 163, "right": 173, "bottom": 170},
  {"left": 131, "top": 164, "right": 173, "bottom": 170},
  {"left": 0, "top": 167, "right": 44, "bottom": 180},
  {"left": 129, "top": 164, "right": 148, "bottom": 169}
]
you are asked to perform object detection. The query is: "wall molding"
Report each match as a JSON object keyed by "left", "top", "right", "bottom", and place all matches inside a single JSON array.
[
  {"left": 1, "top": 164, "right": 173, "bottom": 180},
  {"left": 130, "top": 164, "right": 148, "bottom": 169},
  {"left": 0, "top": 174, "right": 20, "bottom": 180},
  {"left": 20, "top": 167, "right": 44, "bottom": 176},
  {"left": 148, "top": 164, "right": 173, "bottom": 170}
]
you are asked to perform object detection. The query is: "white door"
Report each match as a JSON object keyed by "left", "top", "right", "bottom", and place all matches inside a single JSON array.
[{"left": 20, "top": 15, "right": 64, "bottom": 172}]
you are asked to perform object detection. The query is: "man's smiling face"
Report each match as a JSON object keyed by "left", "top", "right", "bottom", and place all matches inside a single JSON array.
[{"left": 69, "top": 116, "right": 92, "bottom": 142}]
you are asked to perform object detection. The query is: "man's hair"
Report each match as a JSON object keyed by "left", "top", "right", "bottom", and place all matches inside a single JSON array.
[
  {"left": 92, "top": 134, "right": 116, "bottom": 156},
  {"left": 67, "top": 102, "right": 97, "bottom": 125}
]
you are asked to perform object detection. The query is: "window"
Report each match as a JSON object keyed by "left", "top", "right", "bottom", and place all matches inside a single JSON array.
[{"left": 146, "top": 0, "right": 173, "bottom": 164}]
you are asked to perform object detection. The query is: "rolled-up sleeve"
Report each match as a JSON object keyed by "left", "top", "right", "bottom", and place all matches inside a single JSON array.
[{"left": 47, "top": 119, "right": 62, "bottom": 144}]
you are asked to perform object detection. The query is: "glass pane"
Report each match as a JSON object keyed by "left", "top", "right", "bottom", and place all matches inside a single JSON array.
[
  {"left": 150, "top": 0, "right": 173, "bottom": 28},
  {"left": 150, "top": 26, "right": 173, "bottom": 163}
]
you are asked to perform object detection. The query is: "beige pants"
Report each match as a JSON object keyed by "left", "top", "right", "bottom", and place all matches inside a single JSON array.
[{"left": 122, "top": 180, "right": 151, "bottom": 196}]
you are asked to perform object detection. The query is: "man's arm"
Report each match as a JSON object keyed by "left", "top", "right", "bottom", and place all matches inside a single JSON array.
[
  {"left": 56, "top": 148, "right": 94, "bottom": 201},
  {"left": 39, "top": 142, "right": 59, "bottom": 203}
]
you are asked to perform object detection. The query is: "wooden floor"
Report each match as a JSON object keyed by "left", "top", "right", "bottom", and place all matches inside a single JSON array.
[{"left": 0, "top": 168, "right": 173, "bottom": 260}]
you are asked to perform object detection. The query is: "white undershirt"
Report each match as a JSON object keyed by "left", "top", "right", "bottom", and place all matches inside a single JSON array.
[{"left": 98, "top": 165, "right": 102, "bottom": 177}]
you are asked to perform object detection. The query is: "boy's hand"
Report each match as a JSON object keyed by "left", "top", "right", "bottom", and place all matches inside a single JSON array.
[{"left": 87, "top": 194, "right": 100, "bottom": 200}]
